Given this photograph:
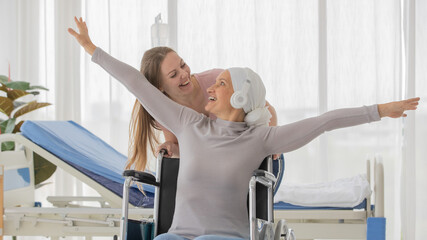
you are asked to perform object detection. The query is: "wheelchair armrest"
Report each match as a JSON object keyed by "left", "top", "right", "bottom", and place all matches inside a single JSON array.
[
  {"left": 252, "top": 169, "right": 277, "bottom": 185},
  {"left": 123, "top": 170, "right": 160, "bottom": 187}
]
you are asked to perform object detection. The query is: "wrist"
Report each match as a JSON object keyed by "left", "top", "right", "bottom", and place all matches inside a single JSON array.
[
  {"left": 378, "top": 103, "right": 386, "bottom": 118},
  {"left": 84, "top": 42, "right": 96, "bottom": 55}
]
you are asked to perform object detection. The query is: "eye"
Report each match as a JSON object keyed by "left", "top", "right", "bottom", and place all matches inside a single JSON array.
[
  {"left": 220, "top": 81, "right": 225, "bottom": 86},
  {"left": 181, "top": 62, "right": 186, "bottom": 68},
  {"left": 170, "top": 72, "right": 177, "bottom": 78}
]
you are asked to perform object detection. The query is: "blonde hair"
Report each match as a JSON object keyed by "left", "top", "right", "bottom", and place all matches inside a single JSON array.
[{"left": 127, "top": 46, "right": 175, "bottom": 171}]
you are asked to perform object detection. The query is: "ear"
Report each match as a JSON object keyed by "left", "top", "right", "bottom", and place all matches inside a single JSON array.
[{"left": 158, "top": 85, "right": 164, "bottom": 92}]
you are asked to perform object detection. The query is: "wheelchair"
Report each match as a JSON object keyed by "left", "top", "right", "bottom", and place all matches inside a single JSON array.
[{"left": 120, "top": 150, "right": 295, "bottom": 240}]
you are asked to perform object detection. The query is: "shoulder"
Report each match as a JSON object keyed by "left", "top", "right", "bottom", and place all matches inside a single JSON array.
[
  {"left": 193, "top": 68, "right": 224, "bottom": 81},
  {"left": 193, "top": 68, "right": 224, "bottom": 91}
]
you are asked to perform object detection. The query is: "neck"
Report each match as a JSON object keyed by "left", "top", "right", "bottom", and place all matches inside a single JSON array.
[
  {"left": 171, "top": 75, "right": 209, "bottom": 115},
  {"left": 217, "top": 109, "right": 246, "bottom": 122}
]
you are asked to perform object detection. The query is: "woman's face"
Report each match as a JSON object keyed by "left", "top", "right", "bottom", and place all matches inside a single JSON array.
[
  {"left": 159, "top": 52, "right": 192, "bottom": 100},
  {"left": 205, "top": 70, "right": 235, "bottom": 117}
]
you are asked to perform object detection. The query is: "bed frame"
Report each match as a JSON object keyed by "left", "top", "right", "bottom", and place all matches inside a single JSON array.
[
  {"left": 274, "top": 157, "right": 385, "bottom": 240},
  {"left": 1, "top": 133, "right": 152, "bottom": 239}
]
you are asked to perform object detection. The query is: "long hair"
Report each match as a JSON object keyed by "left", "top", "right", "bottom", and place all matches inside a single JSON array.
[{"left": 127, "top": 46, "right": 175, "bottom": 171}]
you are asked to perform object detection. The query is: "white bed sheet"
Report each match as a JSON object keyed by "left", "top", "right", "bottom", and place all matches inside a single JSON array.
[{"left": 274, "top": 174, "right": 372, "bottom": 208}]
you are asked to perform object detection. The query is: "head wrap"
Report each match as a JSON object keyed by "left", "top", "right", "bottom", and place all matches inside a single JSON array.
[{"left": 228, "top": 67, "right": 272, "bottom": 127}]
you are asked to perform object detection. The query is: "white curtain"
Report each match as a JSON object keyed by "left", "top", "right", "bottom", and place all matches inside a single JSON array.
[
  {"left": 1, "top": 0, "right": 426, "bottom": 239},
  {"left": 83, "top": 0, "right": 167, "bottom": 160},
  {"left": 414, "top": 0, "right": 427, "bottom": 239}
]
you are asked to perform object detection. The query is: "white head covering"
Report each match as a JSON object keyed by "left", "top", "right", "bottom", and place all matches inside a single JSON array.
[{"left": 228, "top": 67, "right": 272, "bottom": 127}]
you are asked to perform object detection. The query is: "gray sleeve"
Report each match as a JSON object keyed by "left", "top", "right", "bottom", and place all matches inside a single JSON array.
[
  {"left": 91, "top": 48, "right": 201, "bottom": 135},
  {"left": 263, "top": 105, "right": 381, "bottom": 154}
]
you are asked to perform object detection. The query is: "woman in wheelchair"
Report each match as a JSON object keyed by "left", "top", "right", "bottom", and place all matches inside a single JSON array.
[{"left": 69, "top": 18, "right": 419, "bottom": 240}]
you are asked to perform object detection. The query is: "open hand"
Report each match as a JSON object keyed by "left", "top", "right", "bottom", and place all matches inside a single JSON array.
[
  {"left": 68, "top": 17, "right": 96, "bottom": 55},
  {"left": 378, "top": 97, "right": 420, "bottom": 118}
]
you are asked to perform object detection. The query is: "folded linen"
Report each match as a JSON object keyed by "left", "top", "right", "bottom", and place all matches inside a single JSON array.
[{"left": 274, "top": 174, "right": 372, "bottom": 208}]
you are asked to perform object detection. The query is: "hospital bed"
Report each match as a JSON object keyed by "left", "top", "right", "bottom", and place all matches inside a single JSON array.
[
  {"left": 0, "top": 120, "right": 385, "bottom": 239},
  {"left": 1, "top": 121, "right": 154, "bottom": 239},
  {"left": 273, "top": 158, "right": 385, "bottom": 240}
]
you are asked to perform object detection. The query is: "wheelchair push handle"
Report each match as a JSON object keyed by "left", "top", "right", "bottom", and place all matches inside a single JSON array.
[{"left": 121, "top": 148, "right": 169, "bottom": 187}]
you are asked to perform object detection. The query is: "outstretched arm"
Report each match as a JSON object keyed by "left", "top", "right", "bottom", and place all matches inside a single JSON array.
[
  {"left": 68, "top": 17, "right": 200, "bottom": 134},
  {"left": 264, "top": 98, "right": 420, "bottom": 155}
]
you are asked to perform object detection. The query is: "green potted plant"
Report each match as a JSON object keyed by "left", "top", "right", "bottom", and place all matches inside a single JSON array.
[{"left": 0, "top": 74, "right": 56, "bottom": 186}]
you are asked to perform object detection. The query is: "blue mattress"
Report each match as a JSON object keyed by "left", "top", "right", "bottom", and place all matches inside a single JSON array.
[{"left": 21, "top": 121, "right": 154, "bottom": 207}]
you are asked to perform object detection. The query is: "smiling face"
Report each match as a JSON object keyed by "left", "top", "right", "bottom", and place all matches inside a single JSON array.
[
  {"left": 159, "top": 52, "right": 192, "bottom": 101},
  {"left": 205, "top": 70, "right": 239, "bottom": 119}
]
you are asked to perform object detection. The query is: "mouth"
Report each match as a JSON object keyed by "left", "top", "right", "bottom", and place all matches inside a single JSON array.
[
  {"left": 208, "top": 96, "right": 217, "bottom": 101},
  {"left": 179, "top": 80, "right": 190, "bottom": 87}
]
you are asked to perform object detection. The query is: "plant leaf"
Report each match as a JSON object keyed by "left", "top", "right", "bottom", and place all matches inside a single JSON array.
[
  {"left": 8, "top": 89, "right": 28, "bottom": 100},
  {"left": 5, "top": 81, "right": 30, "bottom": 91},
  {"left": 1, "top": 141, "right": 15, "bottom": 151},
  {"left": 13, "top": 120, "right": 24, "bottom": 133},
  {"left": 0, "top": 118, "right": 16, "bottom": 134},
  {"left": 0, "top": 120, "right": 6, "bottom": 133},
  {"left": 13, "top": 101, "right": 51, "bottom": 118},
  {"left": 34, "top": 152, "right": 57, "bottom": 185},
  {"left": 0, "top": 75, "right": 8, "bottom": 84},
  {"left": 0, "top": 96, "right": 14, "bottom": 116},
  {"left": 0, "top": 84, "right": 8, "bottom": 93},
  {"left": 28, "top": 91, "right": 40, "bottom": 96},
  {"left": 0, "top": 108, "right": 7, "bottom": 117},
  {"left": 29, "top": 85, "right": 49, "bottom": 91}
]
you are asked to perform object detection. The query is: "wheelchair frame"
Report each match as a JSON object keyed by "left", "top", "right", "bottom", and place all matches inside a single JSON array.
[{"left": 120, "top": 150, "right": 294, "bottom": 240}]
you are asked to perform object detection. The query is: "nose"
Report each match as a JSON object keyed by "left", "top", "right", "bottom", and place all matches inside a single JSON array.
[
  {"left": 207, "top": 85, "right": 214, "bottom": 94},
  {"left": 179, "top": 69, "right": 189, "bottom": 80}
]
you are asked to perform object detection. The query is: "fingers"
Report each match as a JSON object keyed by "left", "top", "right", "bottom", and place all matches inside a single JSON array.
[
  {"left": 73, "top": 16, "right": 87, "bottom": 33},
  {"left": 404, "top": 97, "right": 420, "bottom": 110},
  {"left": 381, "top": 97, "right": 420, "bottom": 118},
  {"left": 404, "top": 97, "right": 420, "bottom": 106},
  {"left": 156, "top": 145, "right": 172, "bottom": 157},
  {"left": 68, "top": 16, "right": 82, "bottom": 37},
  {"left": 397, "top": 97, "right": 420, "bottom": 117},
  {"left": 67, "top": 28, "right": 78, "bottom": 37},
  {"left": 74, "top": 16, "right": 83, "bottom": 25},
  {"left": 74, "top": 16, "right": 81, "bottom": 29},
  {"left": 405, "top": 97, "right": 420, "bottom": 102}
]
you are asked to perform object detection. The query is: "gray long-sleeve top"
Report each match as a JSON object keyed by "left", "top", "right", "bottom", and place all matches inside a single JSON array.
[{"left": 92, "top": 48, "right": 381, "bottom": 239}]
